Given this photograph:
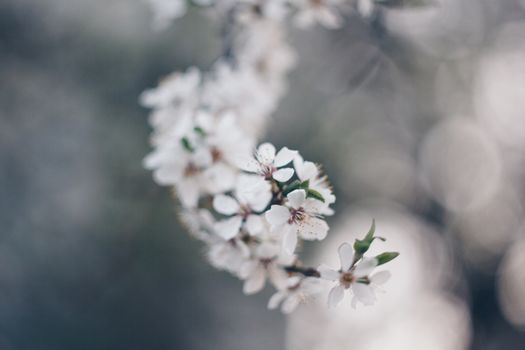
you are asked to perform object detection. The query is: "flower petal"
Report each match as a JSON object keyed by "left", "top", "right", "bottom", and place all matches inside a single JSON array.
[
  {"left": 298, "top": 217, "right": 328, "bottom": 241},
  {"left": 283, "top": 229, "right": 298, "bottom": 255},
  {"left": 214, "top": 216, "right": 242, "bottom": 240},
  {"left": 243, "top": 266, "right": 266, "bottom": 295},
  {"left": 274, "top": 147, "right": 298, "bottom": 167},
  {"left": 353, "top": 258, "right": 378, "bottom": 278},
  {"left": 265, "top": 205, "right": 290, "bottom": 230},
  {"left": 272, "top": 168, "right": 294, "bottom": 182},
  {"left": 338, "top": 243, "right": 354, "bottom": 271},
  {"left": 327, "top": 284, "right": 345, "bottom": 308},
  {"left": 268, "top": 264, "right": 288, "bottom": 290},
  {"left": 213, "top": 194, "right": 240, "bottom": 215},
  {"left": 318, "top": 264, "right": 340, "bottom": 281},
  {"left": 268, "top": 291, "right": 286, "bottom": 310},
  {"left": 177, "top": 180, "right": 200, "bottom": 208},
  {"left": 371, "top": 270, "right": 391, "bottom": 285},
  {"left": 245, "top": 214, "right": 265, "bottom": 236},
  {"left": 256, "top": 143, "right": 276, "bottom": 165},
  {"left": 281, "top": 296, "right": 301, "bottom": 314},
  {"left": 287, "top": 189, "right": 306, "bottom": 209},
  {"left": 352, "top": 283, "right": 376, "bottom": 306}
]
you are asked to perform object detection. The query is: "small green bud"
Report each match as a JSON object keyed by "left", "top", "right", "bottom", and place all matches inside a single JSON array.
[
  {"left": 375, "top": 252, "right": 400, "bottom": 265},
  {"left": 306, "top": 188, "right": 325, "bottom": 203},
  {"left": 181, "top": 137, "right": 194, "bottom": 153},
  {"left": 194, "top": 126, "right": 206, "bottom": 136}
]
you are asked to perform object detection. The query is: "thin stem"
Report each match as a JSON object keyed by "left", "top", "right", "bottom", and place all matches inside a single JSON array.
[{"left": 283, "top": 265, "right": 321, "bottom": 278}]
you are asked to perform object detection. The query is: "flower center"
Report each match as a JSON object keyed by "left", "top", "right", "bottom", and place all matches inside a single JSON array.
[
  {"left": 260, "top": 258, "right": 273, "bottom": 268},
  {"left": 210, "top": 147, "right": 222, "bottom": 163},
  {"left": 340, "top": 272, "right": 355, "bottom": 289},
  {"left": 261, "top": 164, "right": 276, "bottom": 180},
  {"left": 288, "top": 207, "right": 306, "bottom": 224},
  {"left": 184, "top": 162, "right": 199, "bottom": 177},
  {"left": 239, "top": 205, "right": 252, "bottom": 219}
]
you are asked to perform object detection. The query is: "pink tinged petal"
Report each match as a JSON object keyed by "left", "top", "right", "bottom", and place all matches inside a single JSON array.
[
  {"left": 298, "top": 217, "right": 328, "bottom": 241},
  {"left": 249, "top": 191, "right": 272, "bottom": 212},
  {"left": 203, "top": 163, "right": 235, "bottom": 194},
  {"left": 273, "top": 147, "right": 298, "bottom": 167},
  {"left": 294, "top": 157, "right": 317, "bottom": 181},
  {"left": 243, "top": 267, "right": 266, "bottom": 295},
  {"left": 351, "top": 296, "right": 358, "bottom": 309},
  {"left": 234, "top": 155, "right": 260, "bottom": 172},
  {"left": 193, "top": 147, "right": 213, "bottom": 167},
  {"left": 214, "top": 216, "right": 242, "bottom": 240},
  {"left": 256, "top": 143, "right": 276, "bottom": 165},
  {"left": 257, "top": 242, "right": 280, "bottom": 259},
  {"left": 245, "top": 214, "right": 265, "bottom": 236},
  {"left": 213, "top": 194, "right": 240, "bottom": 215},
  {"left": 286, "top": 276, "right": 302, "bottom": 287},
  {"left": 283, "top": 229, "right": 298, "bottom": 255},
  {"left": 268, "top": 291, "right": 287, "bottom": 310},
  {"left": 153, "top": 164, "right": 183, "bottom": 185},
  {"left": 352, "top": 283, "right": 376, "bottom": 306},
  {"left": 338, "top": 243, "right": 355, "bottom": 271},
  {"left": 353, "top": 258, "right": 378, "bottom": 278},
  {"left": 287, "top": 189, "right": 306, "bottom": 209},
  {"left": 265, "top": 205, "right": 290, "bottom": 229},
  {"left": 268, "top": 265, "right": 288, "bottom": 290},
  {"left": 272, "top": 168, "right": 294, "bottom": 182},
  {"left": 371, "top": 270, "right": 391, "bottom": 285},
  {"left": 239, "top": 260, "right": 257, "bottom": 279},
  {"left": 281, "top": 296, "right": 301, "bottom": 314},
  {"left": 176, "top": 180, "right": 200, "bottom": 208},
  {"left": 327, "top": 284, "right": 345, "bottom": 308},
  {"left": 318, "top": 264, "right": 340, "bottom": 281}
]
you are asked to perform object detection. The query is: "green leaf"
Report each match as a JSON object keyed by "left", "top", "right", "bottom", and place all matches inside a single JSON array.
[
  {"left": 353, "top": 220, "right": 385, "bottom": 256},
  {"left": 283, "top": 179, "right": 310, "bottom": 196},
  {"left": 375, "top": 252, "right": 400, "bottom": 265},
  {"left": 306, "top": 188, "right": 325, "bottom": 203},
  {"left": 194, "top": 126, "right": 206, "bottom": 136},
  {"left": 181, "top": 137, "right": 194, "bottom": 153}
]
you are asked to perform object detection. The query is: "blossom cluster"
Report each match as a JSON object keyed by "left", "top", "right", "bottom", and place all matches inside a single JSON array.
[{"left": 142, "top": 0, "right": 399, "bottom": 313}]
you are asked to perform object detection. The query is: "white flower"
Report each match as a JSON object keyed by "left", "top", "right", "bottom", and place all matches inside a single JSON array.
[
  {"left": 291, "top": 0, "right": 346, "bottom": 29},
  {"left": 202, "top": 63, "right": 277, "bottom": 136},
  {"left": 265, "top": 190, "right": 328, "bottom": 254},
  {"left": 207, "top": 236, "right": 251, "bottom": 275},
  {"left": 239, "top": 242, "right": 293, "bottom": 294},
  {"left": 265, "top": 189, "right": 329, "bottom": 254},
  {"left": 239, "top": 142, "right": 297, "bottom": 182},
  {"left": 268, "top": 276, "right": 322, "bottom": 313},
  {"left": 319, "top": 242, "right": 391, "bottom": 308},
  {"left": 293, "top": 154, "right": 335, "bottom": 215},
  {"left": 140, "top": 67, "right": 201, "bottom": 110},
  {"left": 143, "top": 141, "right": 206, "bottom": 208},
  {"left": 213, "top": 174, "right": 272, "bottom": 239},
  {"left": 192, "top": 110, "right": 255, "bottom": 194}
]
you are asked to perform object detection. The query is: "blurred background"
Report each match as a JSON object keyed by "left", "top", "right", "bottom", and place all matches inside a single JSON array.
[{"left": 1, "top": 0, "right": 525, "bottom": 349}]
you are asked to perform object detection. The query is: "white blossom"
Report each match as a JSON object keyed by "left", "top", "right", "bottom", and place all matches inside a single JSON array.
[
  {"left": 265, "top": 189, "right": 329, "bottom": 254},
  {"left": 239, "top": 142, "right": 297, "bottom": 182},
  {"left": 239, "top": 242, "right": 294, "bottom": 294},
  {"left": 141, "top": 0, "right": 400, "bottom": 314},
  {"left": 268, "top": 276, "right": 322, "bottom": 313},
  {"left": 290, "top": 0, "right": 346, "bottom": 29},
  {"left": 293, "top": 153, "right": 336, "bottom": 215},
  {"left": 319, "top": 242, "right": 390, "bottom": 308},
  {"left": 212, "top": 174, "right": 272, "bottom": 239}
]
